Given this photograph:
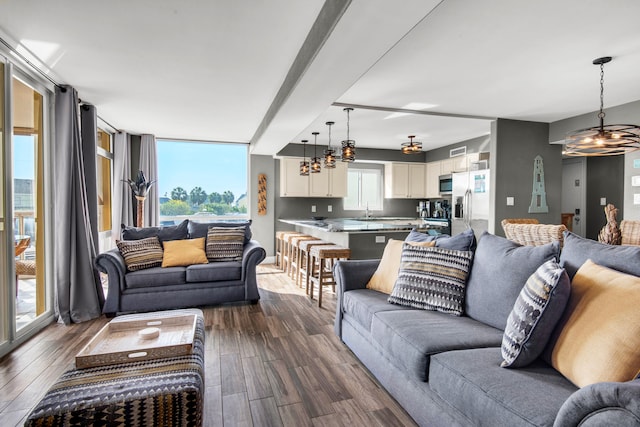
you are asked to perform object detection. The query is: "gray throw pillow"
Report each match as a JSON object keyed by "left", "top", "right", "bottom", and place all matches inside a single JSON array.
[
  {"left": 188, "top": 220, "right": 252, "bottom": 244},
  {"left": 121, "top": 219, "right": 189, "bottom": 243},
  {"left": 501, "top": 259, "right": 570, "bottom": 368},
  {"left": 388, "top": 244, "right": 473, "bottom": 316},
  {"left": 405, "top": 229, "right": 438, "bottom": 243},
  {"left": 435, "top": 227, "right": 476, "bottom": 252},
  {"left": 465, "top": 232, "right": 560, "bottom": 330},
  {"left": 560, "top": 231, "right": 640, "bottom": 279}
]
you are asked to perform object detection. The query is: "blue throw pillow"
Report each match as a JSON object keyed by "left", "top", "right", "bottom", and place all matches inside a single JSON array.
[
  {"left": 465, "top": 232, "right": 561, "bottom": 330},
  {"left": 501, "top": 259, "right": 570, "bottom": 368},
  {"left": 405, "top": 229, "right": 438, "bottom": 243}
]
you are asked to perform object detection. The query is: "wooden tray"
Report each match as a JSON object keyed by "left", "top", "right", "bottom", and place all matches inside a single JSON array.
[{"left": 76, "top": 313, "right": 197, "bottom": 369}]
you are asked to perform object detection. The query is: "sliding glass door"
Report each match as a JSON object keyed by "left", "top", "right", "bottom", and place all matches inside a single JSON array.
[{"left": 0, "top": 58, "right": 53, "bottom": 357}]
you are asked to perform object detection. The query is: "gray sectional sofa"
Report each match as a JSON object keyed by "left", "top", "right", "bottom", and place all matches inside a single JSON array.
[
  {"left": 334, "top": 230, "right": 640, "bottom": 427},
  {"left": 96, "top": 219, "right": 266, "bottom": 316}
]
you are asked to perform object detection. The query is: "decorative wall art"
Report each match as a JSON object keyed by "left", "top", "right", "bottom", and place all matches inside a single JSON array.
[
  {"left": 258, "top": 173, "right": 267, "bottom": 215},
  {"left": 528, "top": 155, "right": 549, "bottom": 213}
]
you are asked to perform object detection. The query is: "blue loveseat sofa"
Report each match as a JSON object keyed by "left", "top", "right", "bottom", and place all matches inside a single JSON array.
[
  {"left": 334, "top": 230, "right": 640, "bottom": 426},
  {"left": 96, "top": 219, "right": 266, "bottom": 316}
]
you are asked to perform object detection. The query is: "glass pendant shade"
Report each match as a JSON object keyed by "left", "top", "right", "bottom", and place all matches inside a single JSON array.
[
  {"left": 564, "top": 57, "right": 640, "bottom": 156},
  {"left": 311, "top": 131, "right": 321, "bottom": 173},
  {"left": 323, "top": 121, "right": 337, "bottom": 168},
  {"left": 341, "top": 107, "right": 356, "bottom": 162},
  {"left": 401, "top": 135, "right": 423, "bottom": 154},
  {"left": 299, "top": 139, "right": 310, "bottom": 176}
]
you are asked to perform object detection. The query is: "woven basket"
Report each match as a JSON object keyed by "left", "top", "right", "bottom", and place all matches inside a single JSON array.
[
  {"left": 501, "top": 218, "right": 540, "bottom": 225},
  {"left": 620, "top": 220, "right": 640, "bottom": 246},
  {"left": 501, "top": 221, "right": 567, "bottom": 247}
]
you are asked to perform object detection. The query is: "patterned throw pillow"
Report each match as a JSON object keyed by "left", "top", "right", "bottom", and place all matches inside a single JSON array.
[
  {"left": 388, "top": 244, "right": 473, "bottom": 316},
  {"left": 116, "top": 236, "right": 164, "bottom": 271},
  {"left": 501, "top": 259, "right": 570, "bottom": 368},
  {"left": 206, "top": 226, "right": 245, "bottom": 262}
]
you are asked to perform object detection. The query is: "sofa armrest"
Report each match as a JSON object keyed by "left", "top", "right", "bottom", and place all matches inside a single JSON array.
[
  {"left": 95, "top": 248, "right": 127, "bottom": 315},
  {"left": 241, "top": 239, "right": 266, "bottom": 302},
  {"left": 554, "top": 378, "right": 640, "bottom": 427},
  {"left": 333, "top": 259, "right": 380, "bottom": 339}
]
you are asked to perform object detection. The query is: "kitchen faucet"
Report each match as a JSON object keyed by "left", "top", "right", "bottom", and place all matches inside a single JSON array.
[{"left": 365, "top": 203, "right": 371, "bottom": 219}]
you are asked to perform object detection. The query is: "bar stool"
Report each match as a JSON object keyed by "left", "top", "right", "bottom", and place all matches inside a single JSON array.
[
  {"left": 289, "top": 235, "right": 318, "bottom": 280},
  {"left": 283, "top": 232, "right": 309, "bottom": 275},
  {"left": 297, "top": 239, "right": 333, "bottom": 288},
  {"left": 308, "top": 245, "right": 351, "bottom": 307},
  {"left": 275, "top": 231, "right": 302, "bottom": 270}
]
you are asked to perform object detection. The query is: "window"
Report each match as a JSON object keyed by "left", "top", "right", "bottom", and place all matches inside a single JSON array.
[
  {"left": 156, "top": 140, "right": 248, "bottom": 224},
  {"left": 96, "top": 128, "right": 112, "bottom": 234},
  {"left": 344, "top": 166, "right": 383, "bottom": 211}
]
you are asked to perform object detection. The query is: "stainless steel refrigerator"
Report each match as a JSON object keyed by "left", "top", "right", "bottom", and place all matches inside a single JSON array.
[{"left": 452, "top": 169, "right": 490, "bottom": 238}]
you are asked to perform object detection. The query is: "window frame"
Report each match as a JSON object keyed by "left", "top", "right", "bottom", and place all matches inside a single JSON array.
[{"left": 343, "top": 165, "right": 384, "bottom": 211}]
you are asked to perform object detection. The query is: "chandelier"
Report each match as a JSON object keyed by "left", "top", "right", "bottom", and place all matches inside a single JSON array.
[
  {"left": 311, "top": 131, "right": 322, "bottom": 173},
  {"left": 341, "top": 107, "right": 356, "bottom": 162},
  {"left": 564, "top": 56, "right": 640, "bottom": 156},
  {"left": 299, "top": 139, "right": 309, "bottom": 176},
  {"left": 401, "top": 135, "right": 422, "bottom": 154},
  {"left": 323, "top": 121, "right": 337, "bottom": 168}
]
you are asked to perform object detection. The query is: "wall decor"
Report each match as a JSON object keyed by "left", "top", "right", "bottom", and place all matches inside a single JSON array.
[
  {"left": 528, "top": 155, "right": 549, "bottom": 213},
  {"left": 258, "top": 173, "right": 267, "bottom": 215}
]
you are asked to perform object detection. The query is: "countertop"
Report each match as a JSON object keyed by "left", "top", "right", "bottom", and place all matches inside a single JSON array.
[{"left": 279, "top": 217, "right": 449, "bottom": 232}]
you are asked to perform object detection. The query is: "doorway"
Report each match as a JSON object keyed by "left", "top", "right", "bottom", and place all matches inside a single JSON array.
[{"left": 561, "top": 158, "right": 586, "bottom": 237}]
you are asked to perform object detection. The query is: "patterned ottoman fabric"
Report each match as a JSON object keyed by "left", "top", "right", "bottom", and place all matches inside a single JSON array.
[{"left": 25, "top": 309, "right": 205, "bottom": 427}]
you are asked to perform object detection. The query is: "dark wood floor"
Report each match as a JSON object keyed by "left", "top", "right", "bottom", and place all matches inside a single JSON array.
[{"left": 0, "top": 264, "right": 417, "bottom": 427}]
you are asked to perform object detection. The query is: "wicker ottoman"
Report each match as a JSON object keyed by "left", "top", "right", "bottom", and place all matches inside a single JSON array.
[{"left": 25, "top": 309, "right": 205, "bottom": 427}]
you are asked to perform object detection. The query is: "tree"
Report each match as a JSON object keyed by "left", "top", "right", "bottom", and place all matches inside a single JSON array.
[
  {"left": 209, "top": 192, "right": 222, "bottom": 203},
  {"left": 171, "top": 187, "right": 188, "bottom": 202},
  {"left": 190, "top": 186, "right": 207, "bottom": 206},
  {"left": 160, "top": 199, "right": 192, "bottom": 216},
  {"left": 222, "top": 190, "right": 235, "bottom": 205}
]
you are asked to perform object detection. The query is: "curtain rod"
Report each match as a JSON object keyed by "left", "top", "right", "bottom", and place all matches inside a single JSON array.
[{"left": 1, "top": 35, "right": 121, "bottom": 132}]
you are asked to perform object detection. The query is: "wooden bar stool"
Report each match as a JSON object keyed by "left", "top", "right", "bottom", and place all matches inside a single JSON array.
[
  {"left": 275, "top": 231, "right": 302, "bottom": 270},
  {"left": 308, "top": 245, "right": 351, "bottom": 307},
  {"left": 289, "top": 235, "right": 318, "bottom": 280},
  {"left": 284, "top": 232, "right": 309, "bottom": 275},
  {"left": 297, "top": 239, "right": 333, "bottom": 289}
]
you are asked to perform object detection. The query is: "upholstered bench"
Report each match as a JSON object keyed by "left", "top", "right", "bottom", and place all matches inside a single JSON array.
[{"left": 25, "top": 309, "right": 205, "bottom": 427}]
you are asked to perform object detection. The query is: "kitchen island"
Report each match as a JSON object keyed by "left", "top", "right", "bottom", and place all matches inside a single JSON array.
[{"left": 279, "top": 217, "right": 449, "bottom": 259}]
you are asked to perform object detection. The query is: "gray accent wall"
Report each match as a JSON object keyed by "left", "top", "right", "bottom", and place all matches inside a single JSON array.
[
  {"left": 277, "top": 143, "right": 426, "bottom": 162},
  {"left": 586, "top": 156, "right": 625, "bottom": 239},
  {"left": 425, "top": 134, "right": 491, "bottom": 162},
  {"left": 250, "top": 154, "right": 276, "bottom": 256},
  {"left": 491, "top": 119, "right": 563, "bottom": 236}
]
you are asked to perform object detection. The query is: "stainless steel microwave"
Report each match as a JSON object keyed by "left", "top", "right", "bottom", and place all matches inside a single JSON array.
[{"left": 439, "top": 174, "right": 453, "bottom": 196}]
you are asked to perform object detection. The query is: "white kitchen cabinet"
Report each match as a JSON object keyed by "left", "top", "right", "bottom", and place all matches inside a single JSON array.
[
  {"left": 439, "top": 158, "right": 454, "bottom": 175},
  {"left": 309, "top": 161, "right": 348, "bottom": 197},
  {"left": 385, "top": 162, "right": 426, "bottom": 198},
  {"left": 425, "top": 161, "right": 442, "bottom": 198},
  {"left": 280, "top": 157, "right": 309, "bottom": 197}
]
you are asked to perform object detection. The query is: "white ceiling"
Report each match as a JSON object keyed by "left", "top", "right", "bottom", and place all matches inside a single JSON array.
[{"left": 1, "top": 0, "right": 640, "bottom": 155}]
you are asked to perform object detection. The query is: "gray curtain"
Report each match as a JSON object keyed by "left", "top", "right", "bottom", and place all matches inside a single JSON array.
[
  {"left": 139, "top": 134, "right": 159, "bottom": 227},
  {"left": 54, "top": 86, "right": 104, "bottom": 324},
  {"left": 112, "top": 131, "right": 133, "bottom": 239}
]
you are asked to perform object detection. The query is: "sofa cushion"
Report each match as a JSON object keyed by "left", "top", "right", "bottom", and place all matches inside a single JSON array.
[
  {"left": 342, "top": 289, "right": 413, "bottom": 332},
  {"left": 501, "top": 259, "right": 571, "bottom": 368},
  {"left": 429, "top": 347, "right": 576, "bottom": 427},
  {"left": 161, "top": 237, "right": 208, "bottom": 268},
  {"left": 406, "top": 227, "right": 476, "bottom": 252},
  {"left": 370, "top": 310, "right": 503, "bottom": 381},
  {"left": 186, "top": 262, "right": 242, "bottom": 283},
  {"left": 125, "top": 266, "right": 186, "bottom": 289},
  {"left": 206, "top": 226, "right": 245, "bottom": 262},
  {"left": 188, "top": 220, "right": 252, "bottom": 244},
  {"left": 465, "top": 232, "right": 560, "bottom": 330},
  {"left": 545, "top": 260, "right": 640, "bottom": 388},
  {"left": 116, "top": 236, "right": 164, "bottom": 271},
  {"left": 121, "top": 219, "right": 189, "bottom": 243},
  {"left": 560, "top": 231, "right": 640, "bottom": 279},
  {"left": 366, "top": 239, "right": 435, "bottom": 294},
  {"left": 388, "top": 245, "right": 473, "bottom": 316}
]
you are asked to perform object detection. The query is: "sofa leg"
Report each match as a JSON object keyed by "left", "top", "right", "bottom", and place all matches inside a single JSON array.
[
  {"left": 104, "top": 312, "right": 117, "bottom": 318},
  {"left": 250, "top": 299, "right": 259, "bottom": 305}
]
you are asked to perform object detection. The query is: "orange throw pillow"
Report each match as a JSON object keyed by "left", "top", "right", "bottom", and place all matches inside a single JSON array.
[{"left": 162, "top": 238, "right": 208, "bottom": 267}]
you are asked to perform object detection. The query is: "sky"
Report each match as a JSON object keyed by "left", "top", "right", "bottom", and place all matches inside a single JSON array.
[{"left": 156, "top": 140, "right": 248, "bottom": 202}]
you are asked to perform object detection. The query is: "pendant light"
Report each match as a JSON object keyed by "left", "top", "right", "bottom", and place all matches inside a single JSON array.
[
  {"left": 341, "top": 107, "right": 356, "bottom": 162},
  {"left": 299, "top": 139, "right": 310, "bottom": 176},
  {"left": 564, "top": 56, "right": 640, "bottom": 156},
  {"left": 323, "top": 121, "right": 337, "bottom": 168},
  {"left": 401, "top": 135, "right": 422, "bottom": 154},
  {"left": 310, "top": 132, "right": 322, "bottom": 173}
]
